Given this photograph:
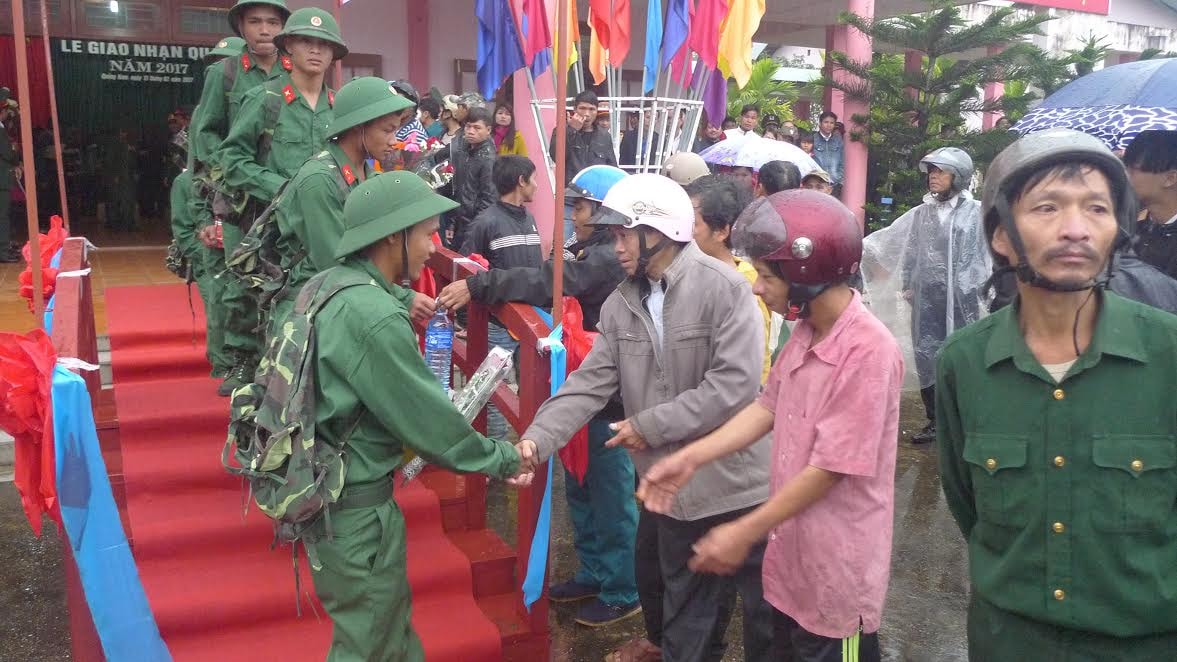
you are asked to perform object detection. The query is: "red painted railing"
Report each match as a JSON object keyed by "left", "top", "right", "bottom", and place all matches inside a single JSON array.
[
  {"left": 48, "top": 237, "right": 106, "bottom": 662},
  {"left": 426, "top": 246, "right": 553, "bottom": 643}
]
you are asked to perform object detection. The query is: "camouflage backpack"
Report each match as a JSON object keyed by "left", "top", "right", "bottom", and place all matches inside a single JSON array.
[
  {"left": 225, "top": 150, "right": 351, "bottom": 312},
  {"left": 222, "top": 267, "right": 375, "bottom": 598}
]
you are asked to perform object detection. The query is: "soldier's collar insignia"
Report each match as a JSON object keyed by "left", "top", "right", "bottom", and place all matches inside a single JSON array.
[
  {"left": 281, "top": 55, "right": 293, "bottom": 71},
  {"left": 341, "top": 164, "right": 356, "bottom": 186},
  {"left": 241, "top": 53, "right": 251, "bottom": 71},
  {"left": 282, "top": 84, "right": 297, "bottom": 105},
  {"left": 327, "top": 90, "right": 335, "bottom": 106}
]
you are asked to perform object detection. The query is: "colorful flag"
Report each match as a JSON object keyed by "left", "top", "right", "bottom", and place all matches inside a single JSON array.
[
  {"left": 665, "top": 0, "right": 694, "bottom": 85},
  {"left": 546, "top": 0, "right": 580, "bottom": 68},
  {"left": 588, "top": 0, "right": 631, "bottom": 63},
  {"left": 642, "top": 0, "right": 663, "bottom": 93},
  {"left": 588, "top": 10, "right": 608, "bottom": 85},
  {"left": 477, "top": 0, "right": 527, "bottom": 99},
  {"left": 662, "top": 0, "right": 690, "bottom": 67},
  {"left": 689, "top": 0, "right": 730, "bottom": 71},
  {"left": 520, "top": 0, "right": 551, "bottom": 66},
  {"left": 717, "top": 0, "right": 765, "bottom": 88},
  {"left": 700, "top": 63, "right": 728, "bottom": 128}
]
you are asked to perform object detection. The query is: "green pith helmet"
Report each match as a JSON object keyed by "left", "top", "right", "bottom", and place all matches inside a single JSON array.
[
  {"left": 274, "top": 7, "right": 348, "bottom": 61},
  {"left": 326, "top": 77, "right": 415, "bottom": 139},
  {"left": 206, "top": 36, "right": 246, "bottom": 62},
  {"left": 336, "top": 172, "right": 458, "bottom": 259},
  {"left": 227, "top": 0, "right": 290, "bottom": 38}
]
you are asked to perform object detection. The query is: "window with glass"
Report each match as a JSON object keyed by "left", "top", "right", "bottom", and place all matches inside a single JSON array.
[
  {"left": 180, "top": 6, "right": 229, "bottom": 34},
  {"left": 82, "top": 0, "right": 158, "bottom": 31}
]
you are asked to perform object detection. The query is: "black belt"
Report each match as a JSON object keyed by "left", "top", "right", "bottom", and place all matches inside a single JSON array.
[{"left": 331, "top": 475, "right": 393, "bottom": 511}]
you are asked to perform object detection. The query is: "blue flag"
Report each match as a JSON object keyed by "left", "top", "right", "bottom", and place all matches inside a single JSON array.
[
  {"left": 477, "top": 0, "right": 527, "bottom": 100},
  {"left": 643, "top": 0, "right": 664, "bottom": 93},
  {"left": 522, "top": 306, "right": 564, "bottom": 611},
  {"left": 661, "top": 0, "right": 690, "bottom": 68},
  {"left": 55, "top": 366, "right": 171, "bottom": 661}
]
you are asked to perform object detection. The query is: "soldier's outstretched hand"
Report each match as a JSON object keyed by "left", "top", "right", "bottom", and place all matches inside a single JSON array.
[
  {"left": 506, "top": 439, "right": 539, "bottom": 488},
  {"left": 409, "top": 292, "right": 437, "bottom": 323},
  {"left": 636, "top": 451, "right": 696, "bottom": 514}
]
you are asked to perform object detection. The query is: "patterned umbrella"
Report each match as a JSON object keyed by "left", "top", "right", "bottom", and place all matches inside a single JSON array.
[
  {"left": 1013, "top": 58, "right": 1177, "bottom": 151},
  {"left": 699, "top": 134, "right": 820, "bottom": 174}
]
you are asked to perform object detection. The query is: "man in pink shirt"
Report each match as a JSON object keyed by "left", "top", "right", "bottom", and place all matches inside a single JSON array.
[{"left": 638, "top": 189, "right": 903, "bottom": 662}]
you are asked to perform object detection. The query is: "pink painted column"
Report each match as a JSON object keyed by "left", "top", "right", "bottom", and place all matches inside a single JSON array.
[
  {"left": 515, "top": 69, "right": 558, "bottom": 256},
  {"left": 406, "top": 1, "right": 430, "bottom": 91},
  {"left": 982, "top": 45, "right": 1004, "bottom": 130},
  {"left": 824, "top": 26, "right": 848, "bottom": 121},
  {"left": 838, "top": 0, "right": 873, "bottom": 228}
]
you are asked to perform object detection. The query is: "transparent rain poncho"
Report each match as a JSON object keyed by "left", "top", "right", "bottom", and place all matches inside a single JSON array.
[{"left": 861, "top": 191, "right": 992, "bottom": 388}]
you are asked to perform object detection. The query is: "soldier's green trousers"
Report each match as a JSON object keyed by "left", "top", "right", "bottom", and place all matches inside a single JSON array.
[
  {"left": 310, "top": 499, "right": 424, "bottom": 662},
  {"left": 219, "top": 222, "right": 261, "bottom": 360},
  {"left": 199, "top": 245, "right": 231, "bottom": 375},
  {"left": 968, "top": 594, "right": 1177, "bottom": 661}
]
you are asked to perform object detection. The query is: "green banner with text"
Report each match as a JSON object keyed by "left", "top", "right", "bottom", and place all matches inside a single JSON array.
[{"left": 50, "top": 38, "right": 212, "bottom": 138}]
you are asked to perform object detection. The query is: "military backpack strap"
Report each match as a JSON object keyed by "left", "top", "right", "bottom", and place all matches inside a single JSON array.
[
  {"left": 221, "top": 54, "right": 240, "bottom": 98},
  {"left": 256, "top": 80, "right": 286, "bottom": 168}
]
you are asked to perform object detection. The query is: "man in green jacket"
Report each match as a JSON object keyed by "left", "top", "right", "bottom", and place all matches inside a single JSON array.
[
  {"left": 169, "top": 168, "right": 226, "bottom": 373},
  {"left": 266, "top": 76, "right": 420, "bottom": 336},
  {"left": 308, "top": 171, "right": 526, "bottom": 661},
  {"left": 215, "top": 6, "right": 345, "bottom": 395},
  {"left": 937, "top": 128, "right": 1177, "bottom": 659},
  {"left": 191, "top": 1, "right": 290, "bottom": 375},
  {"left": 189, "top": 35, "right": 249, "bottom": 376}
]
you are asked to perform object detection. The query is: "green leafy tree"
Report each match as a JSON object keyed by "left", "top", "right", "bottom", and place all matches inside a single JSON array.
[
  {"left": 1137, "top": 47, "right": 1177, "bottom": 60},
  {"left": 726, "top": 58, "right": 799, "bottom": 125},
  {"left": 817, "top": 0, "right": 1052, "bottom": 225}
]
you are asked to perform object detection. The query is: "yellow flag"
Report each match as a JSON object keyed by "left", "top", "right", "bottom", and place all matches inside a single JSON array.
[
  {"left": 547, "top": 0, "right": 580, "bottom": 68},
  {"left": 717, "top": 0, "right": 766, "bottom": 88},
  {"left": 588, "top": 10, "right": 607, "bottom": 84}
]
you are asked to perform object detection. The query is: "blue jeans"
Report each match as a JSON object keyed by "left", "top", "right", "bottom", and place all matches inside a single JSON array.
[
  {"left": 485, "top": 323, "right": 518, "bottom": 439},
  {"left": 565, "top": 417, "right": 639, "bottom": 606}
]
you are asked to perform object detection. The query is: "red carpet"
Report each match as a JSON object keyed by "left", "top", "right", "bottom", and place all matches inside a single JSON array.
[{"left": 105, "top": 284, "right": 502, "bottom": 661}]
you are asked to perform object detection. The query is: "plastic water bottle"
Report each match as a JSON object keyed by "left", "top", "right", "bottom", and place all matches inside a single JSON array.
[{"left": 424, "top": 306, "right": 453, "bottom": 392}]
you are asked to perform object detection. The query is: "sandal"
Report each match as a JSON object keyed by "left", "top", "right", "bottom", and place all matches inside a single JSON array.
[{"left": 603, "top": 638, "right": 661, "bottom": 662}]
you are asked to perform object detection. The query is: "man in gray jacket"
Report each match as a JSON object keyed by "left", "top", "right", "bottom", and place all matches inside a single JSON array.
[{"left": 517, "top": 173, "right": 775, "bottom": 662}]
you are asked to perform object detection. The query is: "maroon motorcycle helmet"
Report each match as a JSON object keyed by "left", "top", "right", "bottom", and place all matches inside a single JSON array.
[{"left": 733, "top": 189, "right": 862, "bottom": 286}]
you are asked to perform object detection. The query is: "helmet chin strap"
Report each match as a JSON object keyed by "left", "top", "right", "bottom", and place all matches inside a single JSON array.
[
  {"left": 786, "top": 283, "right": 832, "bottom": 319},
  {"left": 400, "top": 233, "right": 412, "bottom": 288},
  {"left": 634, "top": 227, "right": 675, "bottom": 280}
]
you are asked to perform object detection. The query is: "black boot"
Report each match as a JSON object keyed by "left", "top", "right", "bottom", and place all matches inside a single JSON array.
[
  {"left": 217, "top": 353, "right": 254, "bottom": 397},
  {"left": 911, "top": 421, "right": 936, "bottom": 444}
]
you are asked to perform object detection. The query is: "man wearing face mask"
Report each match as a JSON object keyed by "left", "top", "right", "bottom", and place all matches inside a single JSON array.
[
  {"left": 264, "top": 77, "right": 435, "bottom": 338},
  {"left": 215, "top": 6, "right": 347, "bottom": 396},
  {"left": 861, "top": 148, "right": 990, "bottom": 444}
]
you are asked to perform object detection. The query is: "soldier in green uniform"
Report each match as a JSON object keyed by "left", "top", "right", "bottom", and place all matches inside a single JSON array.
[
  {"left": 189, "top": 1, "right": 290, "bottom": 383},
  {"left": 215, "top": 6, "right": 346, "bottom": 395},
  {"left": 306, "top": 171, "right": 526, "bottom": 661},
  {"left": 266, "top": 76, "right": 418, "bottom": 336},
  {"left": 0, "top": 89, "right": 20, "bottom": 263},
  {"left": 168, "top": 168, "right": 229, "bottom": 373},
  {"left": 190, "top": 36, "right": 249, "bottom": 376},
  {"left": 937, "top": 129, "right": 1177, "bottom": 659}
]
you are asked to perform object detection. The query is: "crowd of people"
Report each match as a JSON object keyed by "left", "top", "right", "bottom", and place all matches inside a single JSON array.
[{"left": 127, "top": 0, "right": 1177, "bottom": 660}]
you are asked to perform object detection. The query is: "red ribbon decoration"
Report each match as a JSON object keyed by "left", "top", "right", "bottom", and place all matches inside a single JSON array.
[
  {"left": 0, "top": 329, "right": 60, "bottom": 536},
  {"left": 557, "top": 298, "right": 594, "bottom": 485},
  {"left": 18, "top": 215, "right": 68, "bottom": 313}
]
